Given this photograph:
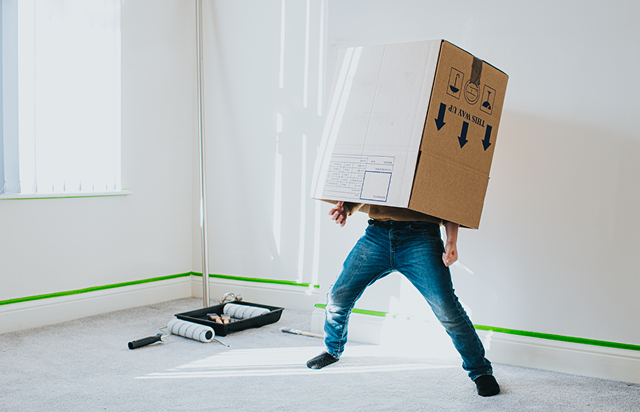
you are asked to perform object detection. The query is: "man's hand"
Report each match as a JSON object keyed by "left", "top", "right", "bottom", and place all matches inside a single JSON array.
[
  {"left": 442, "top": 222, "right": 459, "bottom": 267},
  {"left": 329, "top": 201, "right": 349, "bottom": 227}
]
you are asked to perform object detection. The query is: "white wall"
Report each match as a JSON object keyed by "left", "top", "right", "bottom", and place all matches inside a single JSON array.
[
  {"left": 319, "top": 0, "right": 640, "bottom": 362},
  {"left": 197, "top": 0, "right": 329, "bottom": 296},
  {"left": 199, "top": 0, "right": 640, "bottom": 352},
  {"left": 2, "top": 0, "right": 638, "bottom": 381},
  {"left": 0, "top": 1, "right": 195, "bottom": 314}
]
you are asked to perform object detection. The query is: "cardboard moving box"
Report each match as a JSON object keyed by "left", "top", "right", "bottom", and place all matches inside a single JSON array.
[{"left": 310, "top": 40, "right": 508, "bottom": 229}]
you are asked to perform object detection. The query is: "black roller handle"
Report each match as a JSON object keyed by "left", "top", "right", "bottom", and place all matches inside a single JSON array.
[{"left": 128, "top": 334, "right": 163, "bottom": 350}]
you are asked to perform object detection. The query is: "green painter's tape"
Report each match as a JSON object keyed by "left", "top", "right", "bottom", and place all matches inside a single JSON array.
[
  {"left": 314, "top": 303, "right": 386, "bottom": 317},
  {"left": 191, "top": 272, "right": 320, "bottom": 289},
  {"left": 0, "top": 272, "right": 319, "bottom": 307},
  {"left": 0, "top": 191, "right": 132, "bottom": 200},
  {"left": 314, "top": 304, "right": 640, "bottom": 352},
  {"left": 0, "top": 273, "right": 191, "bottom": 306},
  {"left": 473, "top": 325, "right": 640, "bottom": 352}
]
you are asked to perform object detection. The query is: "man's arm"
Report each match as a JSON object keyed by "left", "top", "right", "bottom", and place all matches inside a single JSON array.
[{"left": 442, "top": 221, "right": 459, "bottom": 267}]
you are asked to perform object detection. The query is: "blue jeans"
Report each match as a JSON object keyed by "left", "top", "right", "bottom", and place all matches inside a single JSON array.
[{"left": 324, "top": 219, "right": 493, "bottom": 380}]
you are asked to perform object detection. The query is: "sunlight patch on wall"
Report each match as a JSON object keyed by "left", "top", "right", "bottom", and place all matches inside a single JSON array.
[
  {"left": 273, "top": 113, "right": 284, "bottom": 255},
  {"left": 278, "top": 0, "right": 286, "bottom": 89},
  {"left": 297, "top": 134, "right": 308, "bottom": 283},
  {"left": 317, "top": 0, "right": 325, "bottom": 116},
  {"left": 311, "top": 198, "right": 322, "bottom": 287},
  {"left": 303, "top": 0, "right": 310, "bottom": 107}
]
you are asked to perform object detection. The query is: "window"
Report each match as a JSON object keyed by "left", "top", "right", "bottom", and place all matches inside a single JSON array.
[{"left": 1, "top": 0, "right": 122, "bottom": 196}]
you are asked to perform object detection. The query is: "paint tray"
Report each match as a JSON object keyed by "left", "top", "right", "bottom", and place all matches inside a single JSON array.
[{"left": 175, "top": 301, "right": 284, "bottom": 336}]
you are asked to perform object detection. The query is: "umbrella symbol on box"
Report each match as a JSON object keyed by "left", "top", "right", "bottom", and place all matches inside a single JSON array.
[
  {"left": 480, "top": 85, "right": 496, "bottom": 115},
  {"left": 447, "top": 67, "right": 464, "bottom": 99},
  {"left": 450, "top": 74, "right": 460, "bottom": 94}
]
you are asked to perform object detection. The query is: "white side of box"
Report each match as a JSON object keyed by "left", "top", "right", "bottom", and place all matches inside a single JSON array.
[{"left": 311, "top": 40, "right": 442, "bottom": 208}]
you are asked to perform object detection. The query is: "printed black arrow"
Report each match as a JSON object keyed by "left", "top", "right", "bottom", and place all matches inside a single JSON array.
[
  {"left": 458, "top": 121, "right": 469, "bottom": 148},
  {"left": 434, "top": 103, "right": 446, "bottom": 131},
  {"left": 482, "top": 125, "right": 493, "bottom": 151}
]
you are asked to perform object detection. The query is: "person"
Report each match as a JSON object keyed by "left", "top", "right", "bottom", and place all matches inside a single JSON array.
[{"left": 306, "top": 201, "right": 500, "bottom": 397}]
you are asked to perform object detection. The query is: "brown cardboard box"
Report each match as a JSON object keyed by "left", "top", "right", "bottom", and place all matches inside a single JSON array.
[{"left": 310, "top": 40, "right": 508, "bottom": 229}]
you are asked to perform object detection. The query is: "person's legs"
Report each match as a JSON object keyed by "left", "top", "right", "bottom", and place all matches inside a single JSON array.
[
  {"left": 313, "top": 221, "right": 393, "bottom": 363},
  {"left": 393, "top": 221, "right": 494, "bottom": 383}
]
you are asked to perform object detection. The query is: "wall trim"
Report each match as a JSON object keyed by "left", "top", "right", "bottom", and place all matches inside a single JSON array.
[
  {"left": 0, "top": 190, "right": 133, "bottom": 200},
  {"left": 190, "top": 272, "right": 320, "bottom": 289},
  {"left": 0, "top": 273, "right": 192, "bottom": 306},
  {"left": 194, "top": 275, "right": 319, "bottom": 311},
  {"left": 312, "top": 305, "right": 640, "bottom": 384},
  {"left": 313, "top": 303, "right": 640, "bottom": 352},
  {"left": 0, "top": 272, "right": 320, "bottom": 334},
  {"left": 0, "top": 272, "right": 317, "bottom": 308},
  {"left": 474, "top": 324, "right": 640, "bottom": 352},
  {"left": 479, "top": 328, "right": 640, "bottom": 384},
  {"left": 0, "top": 276, "right": 192, "bottom": 334}
]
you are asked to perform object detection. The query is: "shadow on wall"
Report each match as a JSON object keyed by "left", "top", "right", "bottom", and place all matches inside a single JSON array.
[{"left": 449, "top": 109, "right": 640, "bottom": 335}]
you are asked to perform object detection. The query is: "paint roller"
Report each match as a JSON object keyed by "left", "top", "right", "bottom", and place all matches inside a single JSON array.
[
  {"left": 223, "top": 303, "right": 270, "bottom": 319},
  {"left": 167, "top": 318, "right": 216, "bottom": 343},
  {"left": 128, "top": 319, "right": 226, "bottom": 349},
  {"left": 128, "top": 301, "right": 270, "bottom": 349}
]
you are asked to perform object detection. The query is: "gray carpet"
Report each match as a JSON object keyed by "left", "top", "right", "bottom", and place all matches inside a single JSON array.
[{"left": 0, "top": 298, "right": 638, "bottom": 411}]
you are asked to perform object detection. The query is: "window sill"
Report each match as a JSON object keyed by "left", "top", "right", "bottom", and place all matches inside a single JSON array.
[{"left": 0, "top": 190, "right": 132, "bottom": 200}]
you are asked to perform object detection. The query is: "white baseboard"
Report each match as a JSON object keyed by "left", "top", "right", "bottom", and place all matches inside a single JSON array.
[
  {"left": 311, "top": 308, "right": 640, "bottom": 384},
  {"left": 479, "top": 330, "right": 640, "bottom": 384},
  {"left": 0, "top": 275, "right": 319, "bottom": 336},
  {"left": 0, "top": 277, "right": 192, "bottom": 335},
  {"left": 192, "top": 277, "right": 319, "bottom": 311},
  {"left": 7, "top": 276, "right": 638, "bottom": 384}
]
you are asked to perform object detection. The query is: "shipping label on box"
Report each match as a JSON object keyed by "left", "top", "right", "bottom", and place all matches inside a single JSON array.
[{"left": 311, "top": 40, "right": 508, "bottom": 228}]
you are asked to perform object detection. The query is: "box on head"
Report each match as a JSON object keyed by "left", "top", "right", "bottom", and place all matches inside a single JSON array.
[{"left": 311, "top": 39, "right": 508, "bottom": 229}]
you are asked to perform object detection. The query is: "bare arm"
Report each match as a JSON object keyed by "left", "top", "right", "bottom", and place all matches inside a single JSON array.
[{"left": 442, "top": 221, "right": 459, "bottom": 267}]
